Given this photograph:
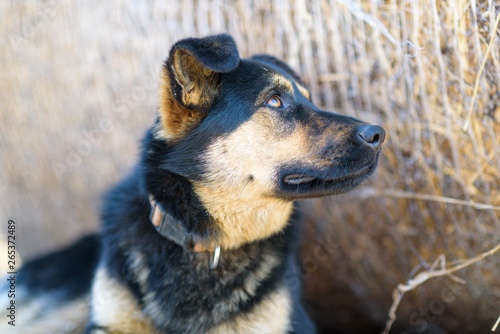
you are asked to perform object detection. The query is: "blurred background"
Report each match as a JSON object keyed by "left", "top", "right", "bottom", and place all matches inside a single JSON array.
[{"left": 1, "top": 0, "right": 499, "bottom": 333}]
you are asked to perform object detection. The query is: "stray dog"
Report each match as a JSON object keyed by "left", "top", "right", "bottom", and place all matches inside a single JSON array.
[{"left": 2, "top": 34, "right": 385, "bottom": 333}]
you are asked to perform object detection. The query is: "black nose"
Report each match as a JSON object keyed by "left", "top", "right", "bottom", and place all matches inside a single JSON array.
[{"left": 357, "top": 125, "right": 386, "bottom": 150}]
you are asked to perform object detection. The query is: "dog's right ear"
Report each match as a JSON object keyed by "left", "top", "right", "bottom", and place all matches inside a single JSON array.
[{"left": 158, "top": 34, "right": 240, "bottom": 141}]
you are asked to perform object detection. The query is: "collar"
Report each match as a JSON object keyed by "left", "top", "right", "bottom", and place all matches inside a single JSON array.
[{"left": 148, "top": 194, "right": 220, "bottom": 269}]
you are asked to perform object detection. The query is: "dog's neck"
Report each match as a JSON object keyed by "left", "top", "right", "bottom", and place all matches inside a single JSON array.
[
  {"left": 148, "top": 190, "right": 293, "bottom": 250},
  {"left": 144, "top": 171, "right": 293, "bottom": 252},
  {"left": 143, "top": 145, "right": 293, "bottom": 250},
  {"left": 192, "top": 182, "right": 294, "bottom": 249},
  {"left": 100, "top": 170, "right": 300, "bottom": 333},
  {"left": 142, "top": 131, "right": 294, "bottom": 252}
]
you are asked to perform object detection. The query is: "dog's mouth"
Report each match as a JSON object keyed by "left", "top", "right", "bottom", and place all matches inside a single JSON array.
[{"left": 277, "top": 157, "right": 379, "bottom": 199}]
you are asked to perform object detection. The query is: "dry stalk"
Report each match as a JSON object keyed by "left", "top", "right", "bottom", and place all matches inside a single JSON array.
[
  {"left": 463, "top": 11, "right": 500, "bottom": 131},
  {"left": 359, "top": 187, "right": 500, "bottom": 211},
  {"left": 333, "top": 0, "right": 400, "bottom": 45},
  {"left": 493, "top": 314, "right": 500, "bottom": 331},
  {"left": 382, "top": 242, "right": 500, "bottom": 334}
]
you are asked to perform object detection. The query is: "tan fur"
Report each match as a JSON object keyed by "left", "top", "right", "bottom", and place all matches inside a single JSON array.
[
  {"left": 266, "top": 73, "right": 310, "bottom": 100},
  {"left": 270, "top": 73, "right": 294, "bottom": 94},
  {"left": 194, "top": 180, "right": 293, "bottom": 250},
  {"left": 129, "top": 250, "right": 151, "bottom": 295},
  {"left": 173, "top": 49, "right": 220, "bottom": 109},
  {"left": 159, "top": 70, "right": 341, "bottom": 249},
  {"left": 217, "top": 253, "right": 279, "bottom": 312},
  {"left": 156, "top": 67, "right": 205, "bottom": 141},
  {"left": 90, "top": 255, "right": 288, "bottom": 334},
  {"left": 194, "top": 104, "right": 339, "bottom": 249},
  {"left": 296, "top": 82, "right": 311, "bottom": 100},
  {"left": 207, "top": 284, "right": 292, "bottom": 334},
  {"left": 90, "top": 266, "right": 159, "bottom": 334},
  {"left": 157, "top": 48, "right": 223, "bottom": 141},
  {"left": 256, "top": 74, "right": 295, "bottom": 104},
  {"left": 238, "top": 251, "right": 280, "bottom": 300},
  {"left": 193, "top": 99, "right": 341, "bottom": 249}
]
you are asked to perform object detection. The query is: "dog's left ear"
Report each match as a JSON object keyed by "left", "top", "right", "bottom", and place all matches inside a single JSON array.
[{"left": 158, "top": 34, "right": 240, "bottom": 140}]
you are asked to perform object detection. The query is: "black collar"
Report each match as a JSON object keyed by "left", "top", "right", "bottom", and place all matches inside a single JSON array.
[{"left": 148, "top": 195, "right": 220, "bottom": 269}]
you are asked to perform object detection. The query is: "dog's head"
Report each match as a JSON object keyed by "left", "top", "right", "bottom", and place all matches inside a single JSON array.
[{"left": 149, "top": 34, "right": 385, "bottom": 248}]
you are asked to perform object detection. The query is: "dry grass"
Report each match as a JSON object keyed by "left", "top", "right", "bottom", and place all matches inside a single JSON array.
[
  {"left": 1, "top": 0, "right": 499, "bottom": 332},
  {"left": 382, "top": 242, "right": 500, "bottom": 334}
]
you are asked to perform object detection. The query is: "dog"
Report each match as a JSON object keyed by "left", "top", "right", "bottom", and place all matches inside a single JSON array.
[{"left": 2, "top": 34, "right": 385, "bottom": 333}]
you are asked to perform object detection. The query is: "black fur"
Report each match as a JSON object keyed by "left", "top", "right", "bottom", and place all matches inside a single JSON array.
[
  {"left": 167, "top": 34, "right": 240, "bottom": 111},
  {"left": 10, "top": 34, "right": 385, "bottom": 334},
  {"left": 17, "top": 235, "right": 100, "bottom": 299},
  {"left": 252, "top": 54, "right": 306, "bottom": 87},
  {"left": 170, "top": 35, "right": 240, "bottom": 73},
  {"left": 88, "top": 35, "right": 322, "bottom": 333},
  {"left": 142, "top": 130, "right": 218, "bottom": 245},
  {"left": 97, "top": 168, "right": 310, "bottom": 332},
  {"left": 16, "top": 235, "right": 99, "bottom": 301}
]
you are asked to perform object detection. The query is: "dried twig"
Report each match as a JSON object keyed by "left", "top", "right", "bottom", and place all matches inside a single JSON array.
[
  {"left": 463, "top": 11, "right": 500, "bottom": 131},
  {"left": 492, "top": 314, "right": 500, "bottom": 332},
  {"left": 358, "top": 187, "right": 500, "bottom": 211},
  {"left": 382, "top": 243, "right": 500, "bottom": 334}
]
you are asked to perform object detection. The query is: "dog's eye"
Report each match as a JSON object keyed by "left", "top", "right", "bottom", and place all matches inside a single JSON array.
[{"left": 266, "top": 96, "right": 282, "bottom": 108}]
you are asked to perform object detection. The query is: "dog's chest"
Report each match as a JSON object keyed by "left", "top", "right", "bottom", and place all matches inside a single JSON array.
[
  {"left": 206, "top": 284, "right": 292, "bottom": 334},
  {"left": 90, "top": 250, "right": 293, "bottom": 334}
]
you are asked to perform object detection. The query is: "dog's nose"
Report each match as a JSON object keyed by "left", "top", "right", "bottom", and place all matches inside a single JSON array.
[{"left": 357, "top": 125, "right": 386, "bottom": 150}]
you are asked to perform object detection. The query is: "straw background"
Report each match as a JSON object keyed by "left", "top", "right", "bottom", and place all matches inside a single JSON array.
[{"left": 1, "top": 0, "right": 499, "bottom": 333}]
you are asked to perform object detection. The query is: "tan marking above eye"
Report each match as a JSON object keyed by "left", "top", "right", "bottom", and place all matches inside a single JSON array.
[
  {"left": 266, "top": 96, "right": 282, "bottom": 108},
  {"left": 296, "top": 83, "right": 310, "bottom": 100}
]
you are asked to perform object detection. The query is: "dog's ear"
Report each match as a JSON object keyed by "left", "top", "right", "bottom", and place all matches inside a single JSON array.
[
  {"left": 251, "top": 54, "right": 305, "bottom": 86},
  {"left": 158, "top": 34, "right": 240, "bottom": 140}
]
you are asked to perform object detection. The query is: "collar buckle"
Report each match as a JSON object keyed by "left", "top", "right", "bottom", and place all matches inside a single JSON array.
[{"left": 210, "top": 246, "right": 221, "bottom": 269}]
